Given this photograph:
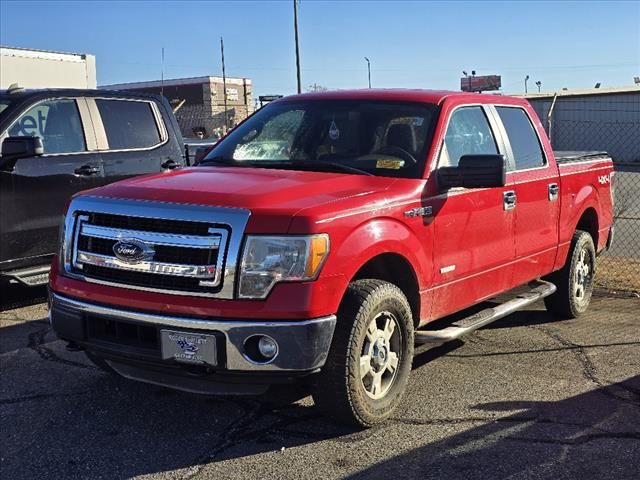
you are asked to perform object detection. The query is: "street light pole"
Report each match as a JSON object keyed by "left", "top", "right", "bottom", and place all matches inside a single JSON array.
[
  {"left": 220, "top": 36, "right": 228, "bottom": 132},
  {"left": 293, "top": 0, "right": 302, "bottom": 94},
  {"left": 535, "top": 80, "right": 542, "bottom": 93},
  {"left": 525, "top": 75, "right": 530, "bottom": 94},
  {"left": 364, "top": 57, "right": 371, "bottom": 88}
]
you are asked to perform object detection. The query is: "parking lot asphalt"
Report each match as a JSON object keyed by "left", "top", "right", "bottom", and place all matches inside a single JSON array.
[{"left": 1, "top": 284, "right": 638, "bottom": 480}]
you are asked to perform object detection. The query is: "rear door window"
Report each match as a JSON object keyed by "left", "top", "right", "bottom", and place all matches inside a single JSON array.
[
  {"left": 441, "top": 106, "right": 498, "bottom": 167},
  {"left": 7, "top": 98, "right": 86, "bottom": 154},
  {"left": 96, "top": 99, "right": 162, "bottom": 150},
  {"left": 496, "top": 107, "right": 545, "bottom": 170}
]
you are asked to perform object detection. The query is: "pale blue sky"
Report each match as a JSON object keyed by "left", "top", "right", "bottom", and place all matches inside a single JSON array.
[{"left": 1, "top": 0, "right": 639, "bottom": 97}]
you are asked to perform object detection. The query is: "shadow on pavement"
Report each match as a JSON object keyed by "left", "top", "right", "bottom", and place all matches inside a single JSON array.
[
  {"left": 347, "top": 376, "right": 640, "bottom": 480},
  {"left": 0, "top": 281, "right": 48, "bottom": 311}
]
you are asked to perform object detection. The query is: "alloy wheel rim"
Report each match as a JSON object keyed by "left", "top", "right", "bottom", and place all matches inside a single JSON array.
[
  {"left": 574, "top": 247, "right": 593, "bottom": 301},
  {"left": 359, "top": 311, "right": 402, "bottom": 400}
]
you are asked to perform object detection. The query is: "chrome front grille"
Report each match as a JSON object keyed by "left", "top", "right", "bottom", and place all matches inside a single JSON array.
[{"left": 62, "top": 197, "right": 251, "bottom": 298}]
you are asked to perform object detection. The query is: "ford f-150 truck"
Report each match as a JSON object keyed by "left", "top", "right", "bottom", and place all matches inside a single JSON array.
[{"left": 49, "top": 90, "right": 614, "bottom": 426}]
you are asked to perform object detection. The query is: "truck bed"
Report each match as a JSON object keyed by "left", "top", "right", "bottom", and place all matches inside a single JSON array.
[{"left": 554, "top": 151, "right": 611, "bottom": 164}]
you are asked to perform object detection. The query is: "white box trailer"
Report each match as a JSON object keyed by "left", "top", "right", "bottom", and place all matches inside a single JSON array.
[{"left": 0, "top": 46, "right": 97, "bottom": 89}]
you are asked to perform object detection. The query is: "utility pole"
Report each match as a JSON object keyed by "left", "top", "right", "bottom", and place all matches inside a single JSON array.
[
  {"left": 220, "top": 37, "right": 229, "bottom": 132},
  {"left": 293, "top": 0, "right": 302, "bottom": 94},
  {"left": 364, "top": 57, "right": 371, "bottom": 88},
  {"left": 525, "top": 75, "right": 530, "bottom": 94}
]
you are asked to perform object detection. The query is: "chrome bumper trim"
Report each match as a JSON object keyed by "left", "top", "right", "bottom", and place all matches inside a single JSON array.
[{"left": 50, "top": 293, "right": 337, "bottom": 372}]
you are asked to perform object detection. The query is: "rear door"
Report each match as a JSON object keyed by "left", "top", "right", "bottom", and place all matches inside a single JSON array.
[
  {"left": 429, "top": 104, "right": 516, "bottom": 320},
  {"left": 0, "top": 97, "right": 104, "bottom": 265},
  {"left": 492, "top": 105, "right": 560, "bottom": 284},
  {"left": 90, "top": 97, "right": 181, "bottom": 183}
]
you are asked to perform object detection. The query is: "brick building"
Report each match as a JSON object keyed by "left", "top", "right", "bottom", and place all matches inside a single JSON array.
[{"left": 102, "top": 76, "right": 253, "bottom": 139}]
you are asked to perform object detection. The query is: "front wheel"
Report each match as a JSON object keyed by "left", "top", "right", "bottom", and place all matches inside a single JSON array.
[
  {"left": 544, "top": 230, "right": 596, "bottom": 318},
  {"left": 311, "top": 279, "right": 414, "bottom": 427}
]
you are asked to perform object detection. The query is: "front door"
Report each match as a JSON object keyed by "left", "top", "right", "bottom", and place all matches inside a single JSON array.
[
  {"left": 429, "top": 105, "right": 516, "bottom": 320},
  {"left": 0, "top": 97, "right": 104, "bottom": 267}
]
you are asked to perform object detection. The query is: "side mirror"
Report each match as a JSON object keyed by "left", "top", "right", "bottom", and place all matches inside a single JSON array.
[
  {"left": 438, "top": 154, "right": 506, "bottom": 190},
  {"left": 194, "top": 145, "right": 215, "bottom": 165},
  {"left": 0, "top": 136, "right": 44, "bottom": 170}
]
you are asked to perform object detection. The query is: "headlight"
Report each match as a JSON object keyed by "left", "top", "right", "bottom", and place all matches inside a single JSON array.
[
  {"left": 238, "top": 234, "right": 329, "bottom": 299},
  {"left": 57, "top": 214, "right": 67, "bottom": 272}
]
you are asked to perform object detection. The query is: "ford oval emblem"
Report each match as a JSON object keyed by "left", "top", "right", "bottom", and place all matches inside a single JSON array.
[{"left": 112, "top": 239, "right": 155, "bottom": 264}]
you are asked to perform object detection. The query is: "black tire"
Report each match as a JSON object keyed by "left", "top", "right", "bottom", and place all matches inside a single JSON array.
[
  {"left": 544, "top": 230, "right": 596, "bottom": 319},
  {"left": 311, "top": 279, "right": 414, "bottom": 427},
  {"left": 85, "top": 351, "right": 117, "bottom": 375}
]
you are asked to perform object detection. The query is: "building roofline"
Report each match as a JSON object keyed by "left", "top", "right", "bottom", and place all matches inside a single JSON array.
[
  {"left": 0, "top": 45, "right": 93, "bottom": 61},
  {"left": 517, "top": 85, "right": 640, "bottom": 99},
  {"left": 100, "top": 76, "right": 252, "bottom": 90}
]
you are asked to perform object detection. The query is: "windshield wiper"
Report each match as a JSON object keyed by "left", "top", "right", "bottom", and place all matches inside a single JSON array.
[
  {"left": 263, "top": 160, "right": 374, "bottom": 176},
  {"left": 197, "top": 156, "right": 253, "bottom": 167},
  {"left": 199, "top": 157, "right": 374, "bottom": 176}
]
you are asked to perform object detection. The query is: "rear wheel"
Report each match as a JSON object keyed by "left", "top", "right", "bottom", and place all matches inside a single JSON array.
[
  {"left": 544, "top": 230, "right": 596, "bottom": 318},
  {"left": 311, "top": 279, "right": 414, "bottom": 427}
]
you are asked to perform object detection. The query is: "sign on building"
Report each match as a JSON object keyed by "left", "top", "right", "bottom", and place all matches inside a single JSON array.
[
  {"left": 226, "top": 88, "right": 239, "bottom": 101},
  {"left": 460, "top": 75, "right": 502, "bottom": 92}
]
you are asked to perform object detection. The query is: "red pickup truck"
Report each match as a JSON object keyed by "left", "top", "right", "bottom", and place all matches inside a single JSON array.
[{"left": 49, "top": 90, "right": 614, "bottom": 426}]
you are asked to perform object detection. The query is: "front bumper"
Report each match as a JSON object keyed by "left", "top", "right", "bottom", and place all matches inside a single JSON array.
[{"left": 50, "top": 293, "right": 336, "bottom": 390}]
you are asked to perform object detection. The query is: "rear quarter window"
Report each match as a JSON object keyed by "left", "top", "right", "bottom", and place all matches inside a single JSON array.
[
  {"left": 496, "top": 107, "right": 545, "bottom": 170},
  {"left": 96, "top": 99, "right": 162, "bottom": 150}
]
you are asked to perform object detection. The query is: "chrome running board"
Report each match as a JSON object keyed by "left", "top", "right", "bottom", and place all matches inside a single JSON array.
[{"left": 415, "top": 280, "right": 556, "bottom": 344}]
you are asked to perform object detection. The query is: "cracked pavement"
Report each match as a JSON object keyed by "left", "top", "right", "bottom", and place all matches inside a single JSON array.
[{"left": 1, "top": 284, "right": 638, "bottom": 479}]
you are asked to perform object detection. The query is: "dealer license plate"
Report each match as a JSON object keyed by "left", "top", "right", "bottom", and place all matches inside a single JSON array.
[{"left": 160, "top": 329, "right": 217, "bottom": 366}]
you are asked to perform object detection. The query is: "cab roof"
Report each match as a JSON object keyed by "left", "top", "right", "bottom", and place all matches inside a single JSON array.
[{"left": 278, "top": 88, "right": 528, "bottom": 106}]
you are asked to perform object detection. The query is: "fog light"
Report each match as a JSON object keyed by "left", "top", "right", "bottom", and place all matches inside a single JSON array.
[
  {"left": 243, "top": 334, "right": 279, "bottom": 364},
  {"left": 258, "top": 335, "right": 278, "bottom": 359}
]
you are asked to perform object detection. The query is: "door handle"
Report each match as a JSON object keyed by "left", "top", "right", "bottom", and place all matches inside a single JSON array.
[
  {"left": 74, "top": 165, "right": 100, "bottom": 176},
  {"left": 548, "top": 183, "right": 559, "bottom": 201},
  {"left": 503, "top": 190, "right": 517, "bottom": 211},
  {"left": 161, "top": 159, "right": 182, "bottom": 170}
]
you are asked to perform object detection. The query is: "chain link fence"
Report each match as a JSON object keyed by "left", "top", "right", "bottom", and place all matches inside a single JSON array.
[{"left": 528, "top": 90, "right": 640, "bottom": 293}]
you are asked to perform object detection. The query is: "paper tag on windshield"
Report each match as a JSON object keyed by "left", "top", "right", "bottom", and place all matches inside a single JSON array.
[{"left": 376, "top": 159, "right": 404, "bottom": 170}]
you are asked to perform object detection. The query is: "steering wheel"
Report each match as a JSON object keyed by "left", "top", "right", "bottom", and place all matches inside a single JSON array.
[{"left": 376, "top": 145, "right": 417, "bottom": 164}]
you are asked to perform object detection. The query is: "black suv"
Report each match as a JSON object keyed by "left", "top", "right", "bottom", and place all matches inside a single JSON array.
[{"left": 0, "top": 88, "right": 185, "bottom": 286}]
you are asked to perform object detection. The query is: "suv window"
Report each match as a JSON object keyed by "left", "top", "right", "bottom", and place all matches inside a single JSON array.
[
  {"left": 496, "top": 107, "right": 545, "bottom": 170},
  {"left": 441, "top": 106, "right": 497, "bottom": 167},
  {"left": 96, "top": 99, "right": 161, "bottom": 150},
  {"left": 7, "top": 98, "right": 86, "bottom": 154}
]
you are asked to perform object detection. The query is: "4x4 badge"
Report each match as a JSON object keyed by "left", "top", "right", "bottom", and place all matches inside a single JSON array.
[{"left": 404, "top": 206, "right": 433, "bottom": 218}]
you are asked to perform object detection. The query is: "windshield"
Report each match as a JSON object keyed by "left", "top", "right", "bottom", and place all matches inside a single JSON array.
[{"left": 201, "top": 100, "right": 438, "bottom": 178}]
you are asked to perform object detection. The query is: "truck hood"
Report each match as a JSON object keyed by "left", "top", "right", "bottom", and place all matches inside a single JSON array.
[{"left": 92, "top": 166, "right": 397, "bottom": 232}]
